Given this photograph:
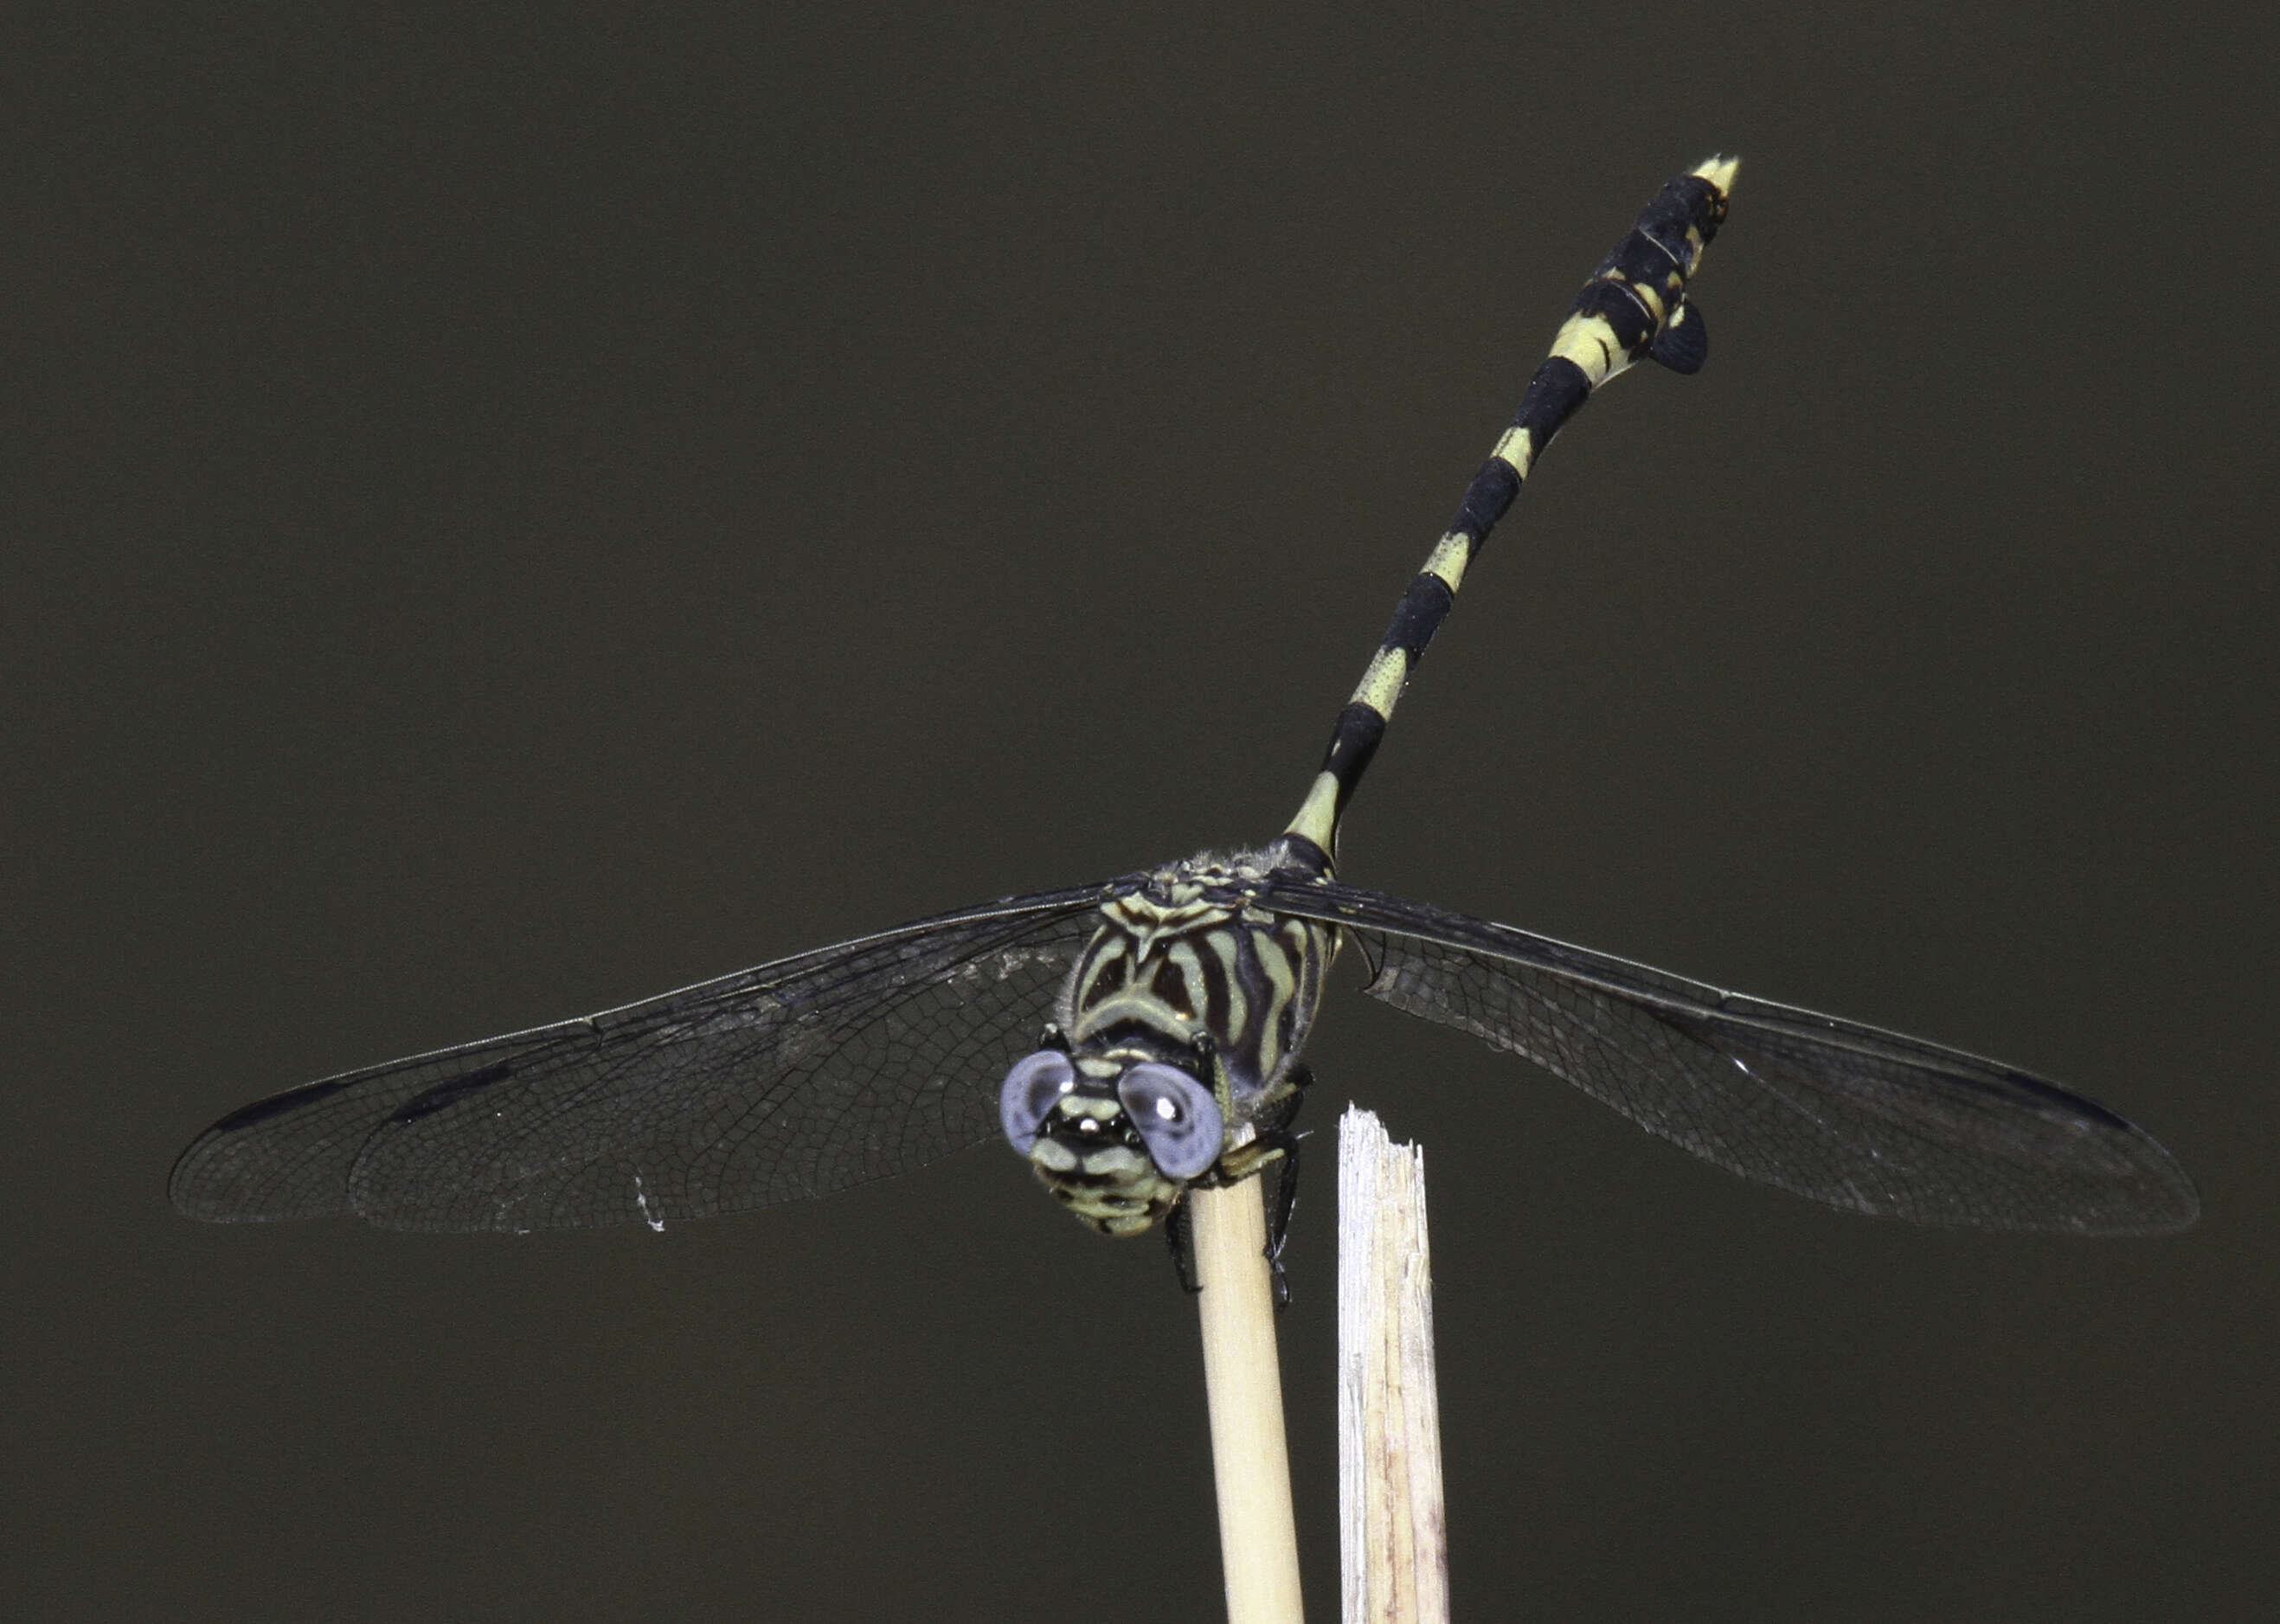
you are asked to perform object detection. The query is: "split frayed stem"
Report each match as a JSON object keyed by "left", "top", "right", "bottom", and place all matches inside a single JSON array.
[{"left": 1339, "top": 1106, "right": 1448, "bottom": 1624}]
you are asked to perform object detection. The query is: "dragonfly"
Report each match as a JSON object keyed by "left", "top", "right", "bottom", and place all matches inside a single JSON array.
[{"left": 171, "top": 159, "right": 2199, "bottom": 1266}]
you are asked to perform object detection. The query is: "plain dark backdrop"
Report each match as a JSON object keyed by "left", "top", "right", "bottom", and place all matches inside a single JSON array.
[{"left": 7, "top": 6, "right": 2274, "bottom": 1621}]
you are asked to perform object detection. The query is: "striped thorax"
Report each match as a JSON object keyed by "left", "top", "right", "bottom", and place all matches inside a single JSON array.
[{"left": 998, "top": 849, "right": 1333, "bottom": 1236}]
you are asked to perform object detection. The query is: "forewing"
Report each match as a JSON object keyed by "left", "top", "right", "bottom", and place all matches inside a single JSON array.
[
  {"left": 170, "top": 883, "right": 1122, "bottom": 1230},
  {"left": 1262, "top": 877, "right": 2198, "bottom": 1233}
]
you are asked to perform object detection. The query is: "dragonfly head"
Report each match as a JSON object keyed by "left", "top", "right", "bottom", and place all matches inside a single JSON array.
[{"left": 998, "top": 1049, "right": 1223, "bottom": 1236}]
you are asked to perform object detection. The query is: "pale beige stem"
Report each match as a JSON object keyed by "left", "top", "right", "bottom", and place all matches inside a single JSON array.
[{"left": 1191, "top": 1174, "right": 1306, "bottom": 1624}]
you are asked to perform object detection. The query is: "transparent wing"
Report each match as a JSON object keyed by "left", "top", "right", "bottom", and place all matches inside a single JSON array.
[
  {"left": 170, "top": 882, "right": 1125, "bottom": 1231},
  {"left": 1262, "top": 876, "right": 2198, "bottom": 1233}
]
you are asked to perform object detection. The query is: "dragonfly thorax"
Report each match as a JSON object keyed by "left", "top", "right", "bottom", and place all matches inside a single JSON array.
[
  {"left": 1066, "top": 852, "right": 1333, "bottom": 1101},
  {"left": 993, "top": 850, "right": 1336, "bottom": 1236}
]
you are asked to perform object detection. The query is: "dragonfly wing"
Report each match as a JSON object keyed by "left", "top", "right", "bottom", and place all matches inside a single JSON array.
[
  {"left": 170, "top": 883, "right": 1123, "bottom": 1230},
  {"left": 1262, "top": 876, "right": 2198, "bottom": 1233}
]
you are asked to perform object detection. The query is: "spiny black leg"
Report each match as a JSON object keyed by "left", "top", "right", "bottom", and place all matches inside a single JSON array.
[
  {"left": 1257, "top": 1066, "right": 1312, "bottom": 1309},
  {"left": 1165, "top": 1198, "right": 1201, "bottom": 1295},
  {"left": 1261, "top": 1129, "right": 1301, "bottom": 1311}
]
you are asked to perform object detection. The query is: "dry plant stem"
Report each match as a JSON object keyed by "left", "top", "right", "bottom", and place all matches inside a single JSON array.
[
  {"left": 1191, "top": 1175, "right": 1306, "bottom": 1624},
  {"left": 1338, "top": 1106, "right": 1448, "bottom": 1624}
]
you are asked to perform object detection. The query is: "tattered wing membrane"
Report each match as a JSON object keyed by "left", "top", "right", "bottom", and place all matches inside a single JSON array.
[
  {"left": 1262, "top": 876, "right": 2198, "bottom": 1233},
  {"left": 170, "top": 883, "right": 1121, "bottom": 1230}
]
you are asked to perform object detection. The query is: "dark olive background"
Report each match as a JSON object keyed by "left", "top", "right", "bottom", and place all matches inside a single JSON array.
[{"left": 7, "top": 6, "right": 2273, "bottom": 1621}]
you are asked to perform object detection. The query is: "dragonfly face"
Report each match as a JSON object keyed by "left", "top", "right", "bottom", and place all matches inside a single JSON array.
[
  {"left": 999, "top": 1048, "right": 1221, "bottom": 1236},
  {"left": 997, "top": 851, "right": 1333, "bottom": 1236}
]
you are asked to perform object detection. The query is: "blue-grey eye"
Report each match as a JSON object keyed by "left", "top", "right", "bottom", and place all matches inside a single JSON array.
[
  {"left": 999, "top": 1051, "right": 1075, "bottom": 1154},
  {"left": 1115, "top": 1062, "right": 1223, "bottom": 1180}
]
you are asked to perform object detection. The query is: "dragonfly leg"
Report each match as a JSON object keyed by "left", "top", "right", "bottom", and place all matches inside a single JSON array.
[
  {"left": 1164, "top": 1198, "right": 1202, "bottom": 1294},
  {"left": 1257, "top": 1066, "right": 1313, "bottom": 1309}
]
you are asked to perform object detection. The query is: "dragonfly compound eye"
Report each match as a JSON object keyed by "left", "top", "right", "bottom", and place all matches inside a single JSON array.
[
  {"left": 998, "top": 1050, "right": 1076, "bottom": 1155},
  {"left": 1115, "top": 1062, "right": 1223, "bottom": 1180}
]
